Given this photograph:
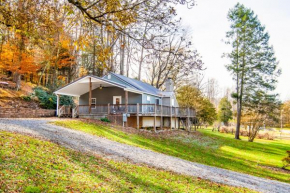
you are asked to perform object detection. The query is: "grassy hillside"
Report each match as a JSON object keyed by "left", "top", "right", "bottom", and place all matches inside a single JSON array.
[
  {"left": 54, "top": 120, "right": 290, "bottom": 183},
  {"left": 0, "top": 131, "right": 253, "bottom": 193}
]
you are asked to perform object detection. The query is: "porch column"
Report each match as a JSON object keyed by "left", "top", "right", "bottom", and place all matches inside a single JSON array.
[
  {"left": 125, "top": 90, "right": 128, "bottom": 127},
  {"left": 154, "top": 104, "right": 157, "bottom": 132},
  {"left": 187, "top": 107, "right": 190, "bottom": 131},
  {"left": 160, "top": 104, "right": 163, "bottom": 130},
  {"left": 175, "top": 107, "right": 177, "bottom": 130},
  {"left": 56, "top": 94, "right": 60, "bottom": 117},
  {"left": 137, "top": 103, "right": 140, "bottom": 129},
  {"left": 108, "top": 103, "right": 110, "bottom": 115},
  {"left": 89, "top": 77, "right": 92, "bottom": 114},
  {"left": 170, "top": 106, "right": 172, "bottom": 130}
]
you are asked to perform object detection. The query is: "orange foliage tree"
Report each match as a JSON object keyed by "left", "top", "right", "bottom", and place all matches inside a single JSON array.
[{"left": 0, "top": 41, "right": 40, "bottom": 89}]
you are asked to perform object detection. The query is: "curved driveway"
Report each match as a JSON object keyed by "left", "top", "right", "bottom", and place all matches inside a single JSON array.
[{"left": 1, "top": 118, "right": 290, "bottom": 193}]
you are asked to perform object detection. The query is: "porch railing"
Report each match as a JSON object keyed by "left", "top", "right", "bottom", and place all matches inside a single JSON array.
[
  {"left": 76, "top": 104, "right": 196, "bottom": 117},
  {"left": 58, "top": 105, "right": 72, "bottom": 117}
]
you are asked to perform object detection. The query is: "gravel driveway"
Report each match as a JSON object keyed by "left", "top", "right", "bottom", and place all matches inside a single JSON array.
[{"left": 1, "top": 118, "right": 290, "bottom": 193}]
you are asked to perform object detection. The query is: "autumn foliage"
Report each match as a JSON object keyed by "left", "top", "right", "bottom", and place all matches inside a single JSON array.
[{"left": 0, "top": 42, "right": 39, "bottom": 75}]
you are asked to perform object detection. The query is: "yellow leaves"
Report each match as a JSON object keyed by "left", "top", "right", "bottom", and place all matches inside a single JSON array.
[
  {"left": 79, "top": 66, "right": 87, "bottom": 77},
  {"left": 96, "top": 46, "right": 112, "bottom": 64}
]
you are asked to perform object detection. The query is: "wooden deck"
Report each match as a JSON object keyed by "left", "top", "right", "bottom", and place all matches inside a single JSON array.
[
  {"left": 73, "top": 104, "right": 195, "bottom": 118},
  {"left": 58, "top": 104, "right": 196, "bottom": 130}
]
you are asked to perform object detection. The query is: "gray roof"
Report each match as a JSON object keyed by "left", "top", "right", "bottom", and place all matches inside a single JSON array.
[
  {"left": 106, "top": 72, "right": 162, "bottom": 96},
  {"left": 160, "top": 91, "right": 174, "bottom": 97}
]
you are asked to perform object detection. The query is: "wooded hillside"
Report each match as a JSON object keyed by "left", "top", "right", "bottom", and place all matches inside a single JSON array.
[{"left": 0, "top": 0, "right": 203, "bottom": 92}]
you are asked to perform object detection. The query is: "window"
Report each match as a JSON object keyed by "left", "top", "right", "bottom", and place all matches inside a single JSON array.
[
  {"left": 147, "top": 96, "right": 150, "bottom": 101},
  {"left": 91, "top": 98, "right": 96, "bottom": 109},
  {"left": 155, "top": 98, "right": 160, "bottom": 105},
  {"left": 171, "top": 98, "right": 174, "bottom": 106},
  {"left": 108, "top": 74, "right": 111, "bottom": 79}
]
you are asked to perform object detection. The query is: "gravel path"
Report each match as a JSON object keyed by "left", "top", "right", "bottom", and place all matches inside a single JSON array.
[{"left": 1, "top": 118, "right": 290, "bottom": 193}]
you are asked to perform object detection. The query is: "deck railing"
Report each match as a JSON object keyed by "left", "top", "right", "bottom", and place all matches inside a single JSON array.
[
  {"left": 73, "top": 104, "right": 196, "bottom": 117},
  {"left": 58, "top": 105, "right": 72, "bottom": 117}
]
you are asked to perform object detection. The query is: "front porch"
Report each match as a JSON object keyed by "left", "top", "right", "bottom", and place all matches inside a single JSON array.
[{"left": 58, "top": 103, "right": 196, "bottom": 130}]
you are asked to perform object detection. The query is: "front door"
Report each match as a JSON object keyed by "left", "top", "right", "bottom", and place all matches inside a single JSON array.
[{"left": 113, "top": 96, "right": 122, "bottom": 105}]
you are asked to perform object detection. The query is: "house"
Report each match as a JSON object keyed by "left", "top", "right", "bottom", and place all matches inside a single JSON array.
[{"left": 54, "top": 72, "right": 195, "bottom": 130}]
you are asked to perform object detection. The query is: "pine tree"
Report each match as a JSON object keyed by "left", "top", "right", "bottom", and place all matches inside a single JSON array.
[{"left": 224, "top": 3, "right": 280, "bottom": 139}]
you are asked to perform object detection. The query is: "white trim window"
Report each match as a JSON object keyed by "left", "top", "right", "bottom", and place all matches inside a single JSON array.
[
  {"left": 147, "top": 96, "right": 150, "bottom": 102},
  {"left": 91, "top": 98, "right": 97, "bottom": 109},
  {"left": 171, "top": 98, "right": 175, "bottom": 107}
]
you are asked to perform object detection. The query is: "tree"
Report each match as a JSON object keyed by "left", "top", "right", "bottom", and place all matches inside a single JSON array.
[
  {"left": 242, "top": 91, "right": 280, "bottom": 142},
  {"left": 176, "top": 85, "right": 217, "bottom": 126},
  {"left": 281, "top": 100, "right": 290, "bottom": 128},
  {"left": 0, "top": 42, "right": 39, "bottom": 89},
  {"left": 145, "top": 27, "right": 203, "bottom": 89},
  {"left": 224, "top": 3, "right": 281, "bottom": 139},
  {"left": 198, "top": 98, "right": 217, "bottom": 126},
  {"left": 217, "top": 97, "right": 233, "bottom": 126}
]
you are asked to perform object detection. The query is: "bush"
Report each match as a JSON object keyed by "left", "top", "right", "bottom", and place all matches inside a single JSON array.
[
  {"left": 219, "top": 126, "right": 235, "bottom": 134},
  {"left": 219, "top": 126, "right": 229, "bottom": 133},
  {"left": 100, "top": 117, "right": 110, "bottom": 123},
  {"left": 21, "top": 95, "right": 31, "bottom": 101},
  {"left": 282, "top": 151, "right": 290, "bottom": 169},
  {"left": 240, "top": 130, "right": 249, "bottom": 136},
  {"left": 256, "top": 132, "right": 274, "bottom": 140},
  {"left": 33, "top": 87, "right": 74, "bottom": 109}
]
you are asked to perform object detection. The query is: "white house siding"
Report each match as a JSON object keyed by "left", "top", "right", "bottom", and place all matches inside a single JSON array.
[{"left": 141, "top": 117, "right": 178, "bottom": 129}]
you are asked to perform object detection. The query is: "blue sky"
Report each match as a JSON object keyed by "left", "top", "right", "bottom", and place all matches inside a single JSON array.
[{"left": 177, "top": 0, "right": 290, "bottom": 101}]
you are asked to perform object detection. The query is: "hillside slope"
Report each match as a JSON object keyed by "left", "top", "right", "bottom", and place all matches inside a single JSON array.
[
  {"left": 0, "top": 131, "right": 253, "bottom": 193},
  {"left": 0, "top": 80, "right": 40, "bottom": 108}
]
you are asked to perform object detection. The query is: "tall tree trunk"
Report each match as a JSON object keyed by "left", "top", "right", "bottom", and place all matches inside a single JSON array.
[
  {"left": 14, "top": 72, "right": 21, "bottom": 91},
  {"left": 92, "top": 28, "right": 96, "bottom": 75},
  {"left": 235, "top": 30, "right": 241, "bottom": 139},
  {"left": 126, "top": 35, "right": 130, "bottom": 77},
  {"left": 138, "top": 23, "right": 148, "bottom": 80},
  {"left": 119, "top": 34, "right": 125, "bottom": 75}
]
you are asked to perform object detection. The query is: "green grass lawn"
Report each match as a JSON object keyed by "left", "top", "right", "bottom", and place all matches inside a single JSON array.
[
  {"left": 54, "top": 120, "right": 290, "bottom": 183},
  {"left": 0, "top": 131, "right": 253, "bottom": 193}
]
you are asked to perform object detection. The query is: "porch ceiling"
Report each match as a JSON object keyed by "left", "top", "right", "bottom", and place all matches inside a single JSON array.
[{"left": 54, "top": 75, "right": 126, "bottom": 97}]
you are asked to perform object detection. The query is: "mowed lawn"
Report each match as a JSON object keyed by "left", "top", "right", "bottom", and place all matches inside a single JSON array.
[
  {"left": 54, "top": 120, "right": 290, "bottom": 183},
  {"left": 0, "top": 132, "right": 253, "bottom": 193}
]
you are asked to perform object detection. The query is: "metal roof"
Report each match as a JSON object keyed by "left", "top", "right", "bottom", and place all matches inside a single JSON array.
[
  {"left": 108, "top": 72, "right": 162, "bottom": 96},
  {"left": 53, "top": 75, "right": 127, "bottom": 96}
]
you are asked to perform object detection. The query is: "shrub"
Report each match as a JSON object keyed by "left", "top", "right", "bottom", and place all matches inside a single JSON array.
[
  {"left": 32, "top": 87, "right": 74, "bottom": 109},
  {"left": 100, "top": 117, "right": 110, "bottom": 123},
  {"left": 256, "top": 132, "right": 274, "bottom": 140},
  {"left": 24, "top": 186, "right": 41, "bottom": 193},
  {"left": 240, "top": 130, "right": 249, "bottom": 136},
  {"left": 282, "top": 151, "right": 290, "bottom": 169},
  {"left": 219, "top": 126, "right": 229, "bottom": 133},
  {"left": 219, "top": 126, "right": 235, "bottom": 134},
  {"left": 21, "top": 95, "right": 31, "bottom": 101}
]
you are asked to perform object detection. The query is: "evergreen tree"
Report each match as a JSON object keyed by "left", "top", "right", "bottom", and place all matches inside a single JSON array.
[
  {"left": 217, "top": 97, "right": 233, "bottom": 126},
  {"left": 224, "top": 3, "right": 280, "bottom": 139}
]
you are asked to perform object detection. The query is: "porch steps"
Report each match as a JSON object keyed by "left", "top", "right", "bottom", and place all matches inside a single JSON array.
[{"left": 59, "top": 114, "right": 72, "bottom": 118}]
